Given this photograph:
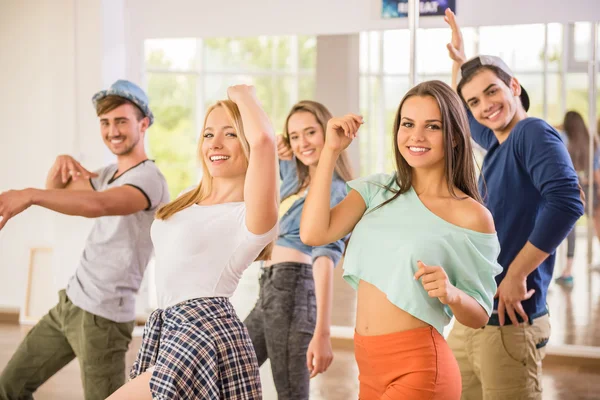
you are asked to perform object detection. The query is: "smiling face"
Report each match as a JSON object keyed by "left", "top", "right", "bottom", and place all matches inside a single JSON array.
[
  {"left": 99, "top": 103, "right": 148, "bottom": 156},
  {"left": 286, "top": 111, "right": 325, "bottom": 168},
  {"left": 460, "top": 68, "right": 522, "bottom": 133},
  {"left": 396, "top": 95, "right": 445, "bottom": 171},
  {"left": 200, "top": 106, "right": 248, "bottom": 179}
]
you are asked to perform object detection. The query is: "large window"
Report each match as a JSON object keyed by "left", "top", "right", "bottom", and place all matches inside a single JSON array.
[
  {"left": 144, "top": 36, "right": 317, "bottom": 198},
  {"left": 359, "top": 22, "right": 600, "bottom": 176}
]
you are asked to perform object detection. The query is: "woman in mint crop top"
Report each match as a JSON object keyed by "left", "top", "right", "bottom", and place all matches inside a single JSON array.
[{"left": 300, "top": 80, "right": 502, "bottom": 400}]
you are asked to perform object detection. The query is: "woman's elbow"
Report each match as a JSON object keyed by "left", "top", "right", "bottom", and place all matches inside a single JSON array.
[
  {"left": 462, "top": 313, "right": 489, "bottom": 329},
  {"left": 300, "top": 225, "right": 325, "bottom": 247},
  {"left": 248, "top": 132, "right": 276, "bottom": 149}
]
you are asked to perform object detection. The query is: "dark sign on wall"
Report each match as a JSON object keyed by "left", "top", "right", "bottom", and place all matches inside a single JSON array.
[{"left": 382, "top": 0, "right": 456, "bottom": 18}]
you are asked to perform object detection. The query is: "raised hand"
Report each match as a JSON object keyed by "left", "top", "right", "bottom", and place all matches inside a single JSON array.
[
  {"left": 414, "top": 261, "right": 460, "bottom": 305},
  {"left": 324, "top": 114, "right": 364, "bottom": 154},
  {"left": 444, "top": 8, "right": 466, "bottom": 65},
  {"left": 227, "top": 84, "right": 257, "bottom": 104},
  {"left": 277, "top": 134, "right": 294, "bottom": 161},
  {"left": 48, "top": 155, "right": 98, "bottom": 187}
]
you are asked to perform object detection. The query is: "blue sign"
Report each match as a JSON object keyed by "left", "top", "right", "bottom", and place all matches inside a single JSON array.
[{"left": 382, "top": 0, "right": 456, "bottom": 18}]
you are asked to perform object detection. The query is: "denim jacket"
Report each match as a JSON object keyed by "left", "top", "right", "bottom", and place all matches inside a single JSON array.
[{"left": 277, "top": 158, "right": 348, "bottom": 266}]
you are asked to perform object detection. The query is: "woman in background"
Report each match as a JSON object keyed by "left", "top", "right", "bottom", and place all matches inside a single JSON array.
[
  {"left": 556, "top": 110, "right": 600, "bottom": 286},
  {"left": 244, "top": 100, "right": 353, "bottom": 399}
]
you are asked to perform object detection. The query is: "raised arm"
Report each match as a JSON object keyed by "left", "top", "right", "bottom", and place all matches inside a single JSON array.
[
  {"left": 227, "top": 85, "right": 278, "bottom": 235},
  {"left": 444, "top": 8, "right": 467, "bottom": 90},
  {"left": 300, "top": 114, "right": 366, "bottom": 246}
]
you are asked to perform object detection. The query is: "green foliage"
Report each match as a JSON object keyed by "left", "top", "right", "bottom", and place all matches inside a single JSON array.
[{"left": 146, "top": 50, "right": 197, "bottom": 199}]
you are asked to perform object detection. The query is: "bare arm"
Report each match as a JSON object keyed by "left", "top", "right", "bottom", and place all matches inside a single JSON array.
[
  {"left": 301, "top": 151, "right": 366, "bottom": 246},
  {"left": 228, "top": 85, "right": 278, "bottom": 235},
  {"left": 313, "top": 256, "right": 334, "bottom": 335},
  {"left": 300, "top": 114, "right": 365, "bottom": 246},
  {"left": 31, "top": 186, "right": 149, "bottom": 217},
  {"left": 504, "top": 242, "right": 549, "bottom": 282},
  {"left": 306, "top": 256, "right": 335, "bottom": 378},
  {"left": 448, "top": 291, "right": 489, "bottom": 328},
  {"left": 0, "top": 185, "right": 148, "bottom": 230}
]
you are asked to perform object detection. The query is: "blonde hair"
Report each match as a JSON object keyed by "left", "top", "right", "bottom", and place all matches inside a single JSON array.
[{"left": 156, "top": 99, "right": 276, "bottom": 260}]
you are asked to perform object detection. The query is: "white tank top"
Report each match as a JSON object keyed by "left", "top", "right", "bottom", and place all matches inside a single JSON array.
[{"left": 151, "top": 202, "right": 277, "bottom": 309}]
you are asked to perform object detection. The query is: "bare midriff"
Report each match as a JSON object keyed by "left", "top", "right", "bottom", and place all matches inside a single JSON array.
[
  {"left": 355, "top": 280, "right": 430, "bottom": 336},
  {"left": 263, "top": 245, "right": 312, "bottom": 267}
]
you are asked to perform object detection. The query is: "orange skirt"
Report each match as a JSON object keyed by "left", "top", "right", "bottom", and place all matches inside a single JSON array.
[{"left": 354, "top": 326, "right": 461, "bottom": 400}]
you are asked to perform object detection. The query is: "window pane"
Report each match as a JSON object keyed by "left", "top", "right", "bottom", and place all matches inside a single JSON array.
[
  {"left": 384, "top": 77, "right": 410, "bottom": 172},
  {"left": 146, "top": 73, "right": 198, "bottom": 199},
  {"left": 145, "top": 39, "right": 197, "bottom": 71},
  {"left": 417, "top": 28, "right": 479, "bottom": 76},
  {"left": 359, "top": 76, "right": 393, "bottom": 175},
  {"left": 203, "top": 74, "right": 253, "bottom": 106},
  {"left": 566, "top": 73, "right": 600, "bottom": 125},
  {"left": 479, "top": 25, "right": 545, "bottom": 72},
  {"left": 382, "top": 30, "right": 410, "bottom": 74},
  {"left": 547, "top": 23, "right": 563, "bottom": 73},
  {"left": 268, "top": 77, "right": 294, "bottom": 133},
  {"left": 298, "top": 76, "right": 316, "bottom": 102},
  {"left": 360, "top": 32, "right": 369, "bottom": 74},
  {"left": 369, "top": 31, "right": 382, "bottom": 73},
  {"left": 359, "top": 76, "right": 380, "bottom": 175},
  {"left": 298, "top": 36, "right": 317, "bottom": 71},
  {"left": 203, "top": 37, "right": 274, "bottom": 72},
  {"left": 546, "top": 72, "right": 563, "bottom": 126},
  {"left": 274, "top": 36, "right": 293, "bottom": 71},
  {"left": 517, "top": 74, "right": 544, "bottom": 119},
  {"left": 574, "top": 22, "right": 592, "bottom": 62}
]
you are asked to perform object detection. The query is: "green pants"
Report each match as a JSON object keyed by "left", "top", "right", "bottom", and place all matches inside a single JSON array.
[{"left": 0, "top": 290, "right": 134, "bottom": 400}]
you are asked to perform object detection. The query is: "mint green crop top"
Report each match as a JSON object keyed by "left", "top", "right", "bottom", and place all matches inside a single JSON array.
[{"left": 343, "top": 173, "right": 503, "bottom": 335}]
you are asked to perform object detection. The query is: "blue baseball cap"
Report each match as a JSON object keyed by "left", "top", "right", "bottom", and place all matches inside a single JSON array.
[{"left": 92, "top": 80, "right": 155, "bottom": 126}]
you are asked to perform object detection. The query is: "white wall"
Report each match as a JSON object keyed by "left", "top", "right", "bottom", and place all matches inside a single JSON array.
[
  {"left": 1, "top": 0, "right": 79, "bottom": 309},
  {"left": 0, "top": 0, "right": 149, "bottom": 314}
]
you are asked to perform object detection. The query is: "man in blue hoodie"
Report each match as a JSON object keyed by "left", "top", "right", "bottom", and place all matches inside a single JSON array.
[{"left": 443, "top": 9, "right": 584, "bottom": 400}]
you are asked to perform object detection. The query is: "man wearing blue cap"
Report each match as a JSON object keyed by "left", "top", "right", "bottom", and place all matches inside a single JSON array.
[{"left": 0, "top": 80, "right": 169, "bottom": 399}]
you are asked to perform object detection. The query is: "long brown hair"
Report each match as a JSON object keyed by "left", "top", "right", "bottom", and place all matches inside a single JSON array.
[
  {"left": 155, "top": 100, "right": 276, "bottom": 261},
  {"left": 564, "top": 110, "right": 596, "bottom": 173},
  {"left": 374, "top": 80, "right": 482, "bottom": 211},
  {"left": 282, "top": 100, "right": 354, "bottom": 197}
]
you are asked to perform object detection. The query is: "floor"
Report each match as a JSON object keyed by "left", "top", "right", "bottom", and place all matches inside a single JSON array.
[{"left": 546, "top": 227, "right": 600, "bottom": 347}]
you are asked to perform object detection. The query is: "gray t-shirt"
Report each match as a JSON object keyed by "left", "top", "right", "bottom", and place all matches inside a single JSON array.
[{"left": 66, "top": 160, "right": 169, "bottom": 322}]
